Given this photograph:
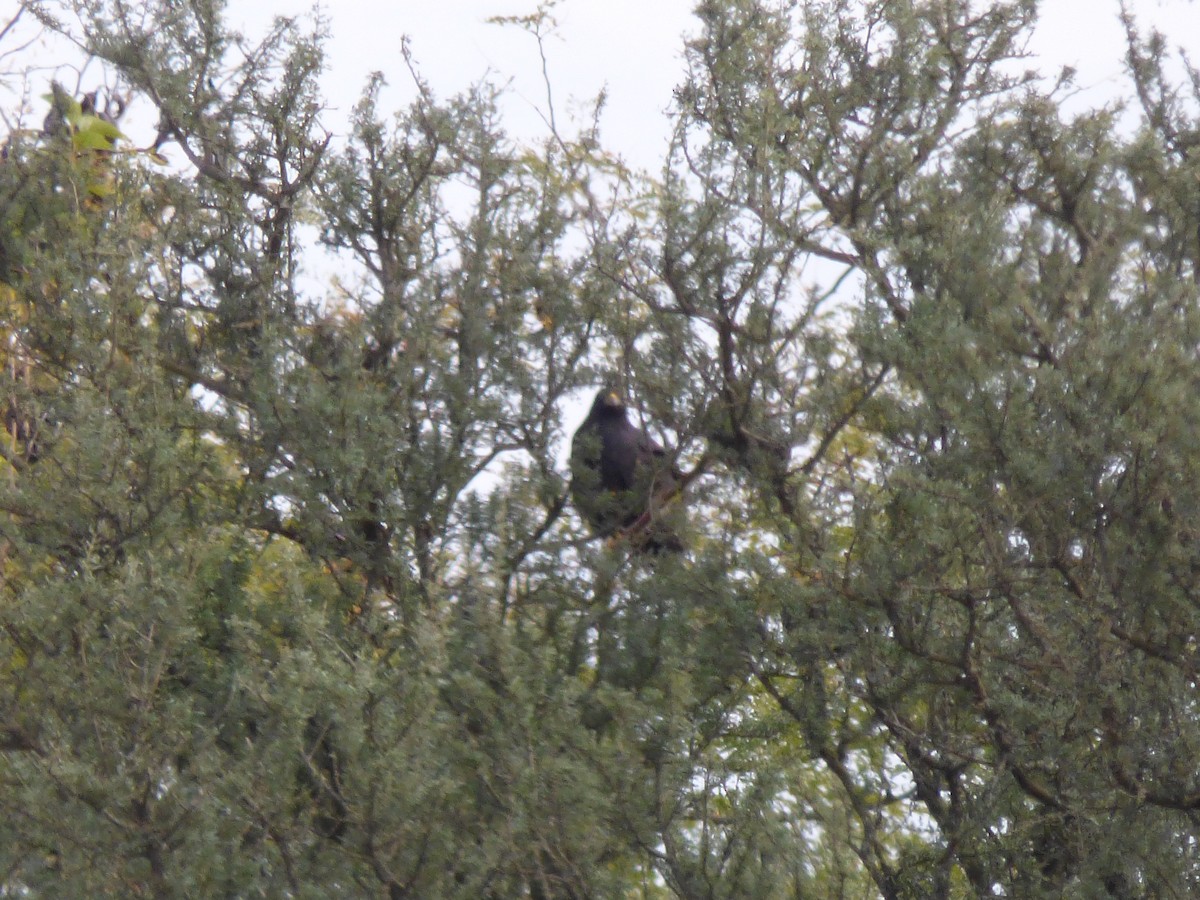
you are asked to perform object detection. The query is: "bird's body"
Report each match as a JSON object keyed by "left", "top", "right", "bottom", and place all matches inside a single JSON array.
[{"left": 570, "top": 389, "right": 683, "bottom": 553}]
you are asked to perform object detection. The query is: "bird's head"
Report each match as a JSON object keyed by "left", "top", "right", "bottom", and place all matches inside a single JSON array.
[{"left": 591, "top": 387, "right": 627, "bottom": 417}]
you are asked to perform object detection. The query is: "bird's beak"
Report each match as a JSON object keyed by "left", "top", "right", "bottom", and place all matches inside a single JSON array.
[{"left": 606, "top": 391, "right": 621, "bottom": 406}]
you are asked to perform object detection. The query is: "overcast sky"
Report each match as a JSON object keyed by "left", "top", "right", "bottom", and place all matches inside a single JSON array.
[
  {"left": 7, "top": 1, "right": 1198, "bottom": 169},
  {"left": 227, "top": 0, "right": 1200, "bottom": 172}
]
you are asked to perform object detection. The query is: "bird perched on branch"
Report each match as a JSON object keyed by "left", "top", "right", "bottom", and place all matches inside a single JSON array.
[{"left": 570, "top": 388, "right": 685, "bottom": 553}]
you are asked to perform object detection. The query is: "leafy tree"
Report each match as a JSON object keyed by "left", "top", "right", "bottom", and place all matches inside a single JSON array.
[{"left": 3, "top": 0, "right": 1200, "bottom": 896}]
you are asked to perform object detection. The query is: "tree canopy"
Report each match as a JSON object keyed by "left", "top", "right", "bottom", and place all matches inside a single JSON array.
[{"left": 3, "top": 0, "right": 1200, "bottom": 896}]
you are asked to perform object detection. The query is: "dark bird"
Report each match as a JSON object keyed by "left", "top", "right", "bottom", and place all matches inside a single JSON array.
[{"left": 570, "top": 388, "right": 684, "bottom": 553}]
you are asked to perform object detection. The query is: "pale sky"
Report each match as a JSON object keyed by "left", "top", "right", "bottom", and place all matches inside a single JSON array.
[
  {"left": 7, "top": 0, "right": 1198, "bottom": 168},
  {"left": 232, "top": 0, "right": 1200, "bottom": 171},
  {"left": 239, "top": 0, "right": 700, "bottom": 170}
]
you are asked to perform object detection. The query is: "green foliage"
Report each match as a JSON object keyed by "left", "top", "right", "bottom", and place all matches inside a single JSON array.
[{"left": 4, "top": 0, "right": 1200, "bottom": 896}]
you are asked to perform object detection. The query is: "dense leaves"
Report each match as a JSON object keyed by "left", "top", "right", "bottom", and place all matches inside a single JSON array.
[{"left": 3, "top": 0, "right": 1200, "bottom": 896}]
